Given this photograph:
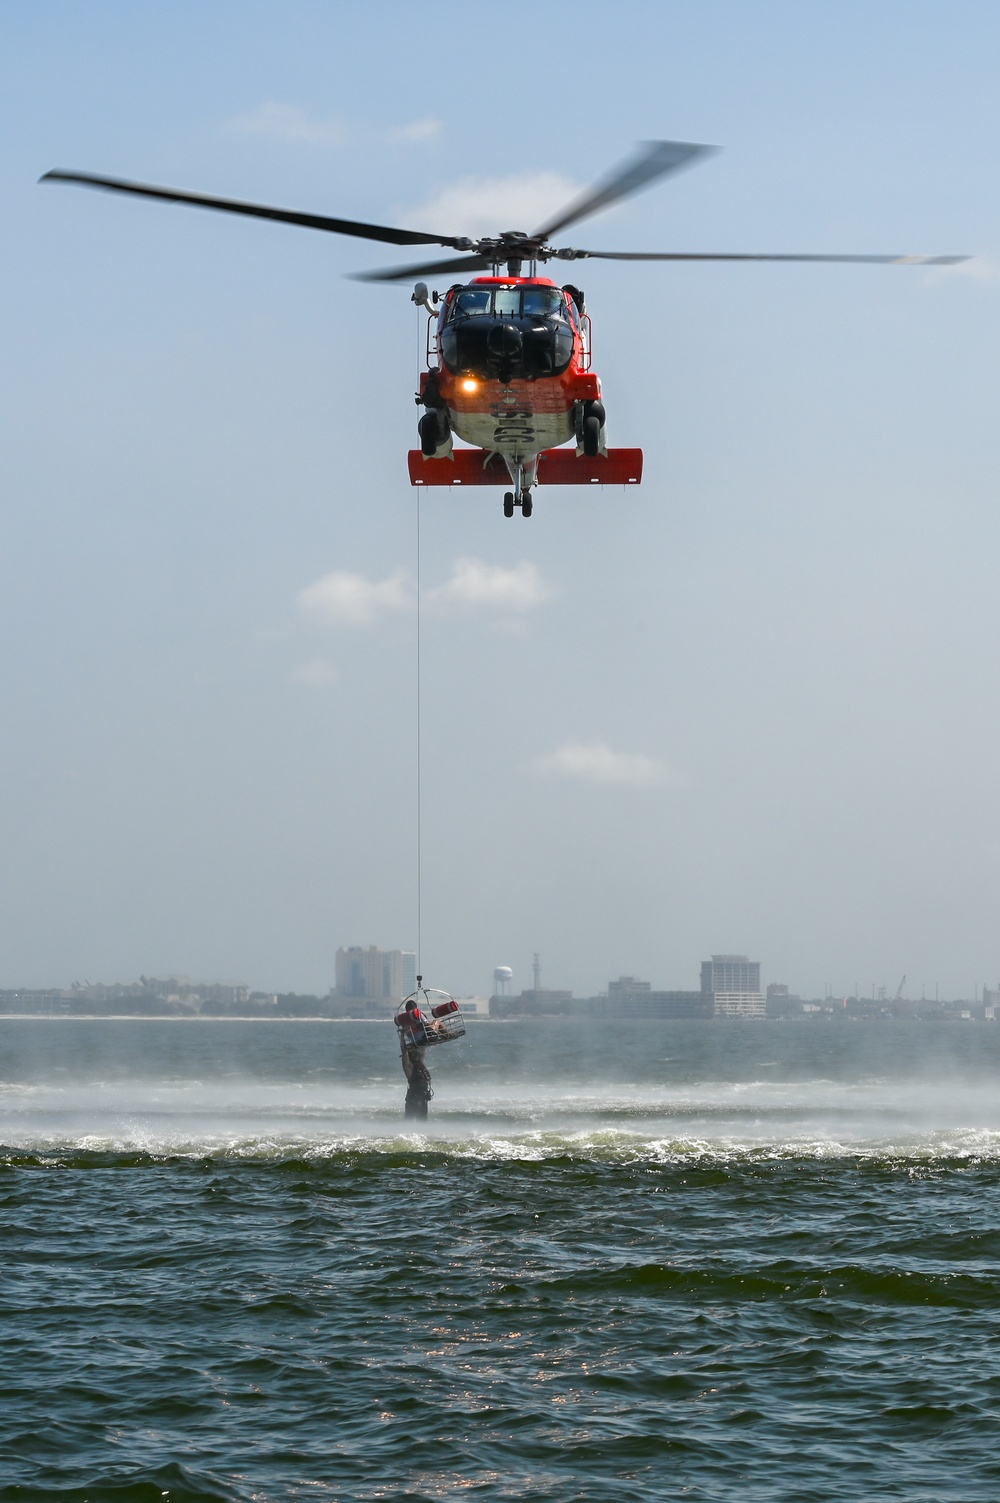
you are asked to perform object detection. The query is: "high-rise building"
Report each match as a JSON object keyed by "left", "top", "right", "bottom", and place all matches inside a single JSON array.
[
  {"left": 335, "top": 947, "right": 416, "bottom": 1002},
  {"left": 701, "top": 954, "right": 765, "bottom": 1018},
  {"left": 701, "top": 955, "right": 761, "bottom": 995}
]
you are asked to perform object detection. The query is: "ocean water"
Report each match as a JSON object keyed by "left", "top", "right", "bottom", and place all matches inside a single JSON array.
[{"left": 3, "top": 1017, "right": 1000, "bottom": 1502}]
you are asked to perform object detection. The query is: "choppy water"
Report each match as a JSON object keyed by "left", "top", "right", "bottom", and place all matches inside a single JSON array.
[{"left": 3, "top": 1017, "right": 1000, "bottom": 1501}]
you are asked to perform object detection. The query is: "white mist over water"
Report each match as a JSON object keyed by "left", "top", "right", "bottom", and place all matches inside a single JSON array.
[{"left": 4, "top": 1065, "right": 1000, "bottom": 1162}]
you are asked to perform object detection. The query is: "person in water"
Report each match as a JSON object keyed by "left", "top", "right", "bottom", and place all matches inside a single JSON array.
[
  {"left": 398, "top": 998, "right": 435, "bottom": 1119},
  {"left": 398, "top": 998, "right": 427, "bottom": 1078}
]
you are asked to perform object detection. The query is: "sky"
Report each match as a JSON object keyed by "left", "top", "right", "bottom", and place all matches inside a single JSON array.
[{"left": 1, "top": 0, "right": 999, "bottom": 1000}]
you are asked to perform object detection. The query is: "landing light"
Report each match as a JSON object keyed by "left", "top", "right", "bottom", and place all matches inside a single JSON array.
[{"left": 461, "top": 378, "right": 479, "bottom": 393}]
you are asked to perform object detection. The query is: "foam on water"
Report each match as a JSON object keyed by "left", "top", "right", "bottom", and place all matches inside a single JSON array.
[{"left": 4, "top": 1070, "right": 1000, "bottom": 1165}]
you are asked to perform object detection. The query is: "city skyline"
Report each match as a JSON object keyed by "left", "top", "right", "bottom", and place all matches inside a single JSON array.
[{"left": 2, "top": 949, "right": 997, "bottom": 1010}]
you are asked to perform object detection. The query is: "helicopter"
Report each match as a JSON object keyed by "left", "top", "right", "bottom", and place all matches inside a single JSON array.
[{"left": 42, "top": 142, "right": 965, "bottom": 518}]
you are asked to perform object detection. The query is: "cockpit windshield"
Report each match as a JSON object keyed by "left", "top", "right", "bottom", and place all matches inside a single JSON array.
[
  {"left": 447, "top": 287, "right": 569, "bottom": 322},
  {"left": 521, "top": 287, "right": 566, "bottom": 318},
  {"left": 440, "top": 284, "right": 575, "bottom": 380},
  {"left": 453, "top": 289, "right": 492, "bottom": 317}
]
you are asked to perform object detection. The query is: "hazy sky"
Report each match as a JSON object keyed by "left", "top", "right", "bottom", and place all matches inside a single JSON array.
[{"left": 2, "top": 0, "right": 999, "bottom": 999}]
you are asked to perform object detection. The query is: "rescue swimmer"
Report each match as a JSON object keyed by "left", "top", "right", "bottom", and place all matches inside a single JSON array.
[{"left": 393, "top": 980, "right": 466, "bottom": 1120}]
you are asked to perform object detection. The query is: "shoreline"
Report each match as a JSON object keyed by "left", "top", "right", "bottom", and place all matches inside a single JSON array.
[{"left": 0, "top": 1013, "right": 494, "bottom": 1024}]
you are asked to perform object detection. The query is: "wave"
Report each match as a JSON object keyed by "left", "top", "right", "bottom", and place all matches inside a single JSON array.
[
  {"left": 4, "top": 1073, "right": 1000, "bottom": 1166},
  {"left": 6, "top": 1122, "right": 1000, "bottom": 1169},
  {"left": 0, "top": 1460, "right": 236, "bottom": 1502}
]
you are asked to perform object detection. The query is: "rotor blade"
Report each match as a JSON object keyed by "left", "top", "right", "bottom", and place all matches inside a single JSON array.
[
  {"left": 533, "top": 140, "right": 715, "bottom": 242},
  {"left": 352, "top": 253, "right": 497, "bottom": 283},
  {"left": 40, "top": 170, "right": 459, "bottom": 249},
  {"left": 572, "top": 249, "right": 969, "bottom": 265}
]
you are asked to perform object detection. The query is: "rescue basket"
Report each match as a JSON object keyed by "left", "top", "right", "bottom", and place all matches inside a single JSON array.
[{"left": 393, "top": 986, "right": 467, "bottom": 1049}]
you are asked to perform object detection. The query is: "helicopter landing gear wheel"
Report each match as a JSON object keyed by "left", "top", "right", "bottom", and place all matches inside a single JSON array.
[
  {"left": 503, "top": 493, "right": 515, "bottom": 518},
  {"left": 521, "top": 494, "right": 533, "bottom": 517},
  {"left": 419, "top": 411, "right": 440, "bottom": 457},
  {"left": 583, "top": 414, "right": 601, "bottom": 458}
]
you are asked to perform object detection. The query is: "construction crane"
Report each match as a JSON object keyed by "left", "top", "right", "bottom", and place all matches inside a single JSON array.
[{"left": 894, "top": 975, "right": 907, "bottom": 1001}]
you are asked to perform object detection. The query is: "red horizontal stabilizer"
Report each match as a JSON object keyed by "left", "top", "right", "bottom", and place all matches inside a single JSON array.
[
  {"left": 409, "top": 450, "right": 508, "bottom": 486},
  {"left": 538, "top": 448, "right": 643, "bottom": 486},
  {"left": 408, "top": 448, "right": 643, "bottom": 487}
]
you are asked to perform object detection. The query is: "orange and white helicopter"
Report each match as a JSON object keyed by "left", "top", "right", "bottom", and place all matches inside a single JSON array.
[{"left": 43, "top": 142, "right": 965, "bottom": 518}]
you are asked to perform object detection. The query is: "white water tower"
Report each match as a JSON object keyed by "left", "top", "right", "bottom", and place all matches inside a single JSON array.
[{"left": 493, "top": 966, "right": 513, "bottom": 997}]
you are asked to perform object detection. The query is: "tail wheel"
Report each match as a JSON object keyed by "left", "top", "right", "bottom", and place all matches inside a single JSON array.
[
  {"left": 419, "top": 411, "right": 440, "bottom": 457},
  {"left": 503, "top": 493, "right": 515, "bottom": 518},
  {"left": 522, "top": 495, "right": 533, "bottom": 518},
  {"left": 583, "top": 414, "right": 601, "bottom": 458}
]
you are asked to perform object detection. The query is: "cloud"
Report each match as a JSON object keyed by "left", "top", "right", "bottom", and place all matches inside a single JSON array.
[
  {"left": 297, "top": 558, "right": 551, "bottom": 629},
  {"left": 535, "top": 742, "right": 674, "bottom": 789},
  {"left": 224, "top": 107, "right": 442, "bottom": 152},
  {"left": 291, "top": 657, "right": 339, "bottom": 687},
  {"left": 297, "top": 568, "right": 410, "bottom": 628},
  {"left": 426, "top": 557, "right": 554, "bottom": 614},
  {"left": 385, "top": 118, "right": 443, "bottom": 145},
  {"left": 225, "top": 103, "right": 346, "bottom": 147},
  {"left": 400, "top": 171, "right": 582, "bottom": 238}
]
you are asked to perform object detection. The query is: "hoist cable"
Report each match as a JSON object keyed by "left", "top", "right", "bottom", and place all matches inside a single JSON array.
[{"left": 415, "top": 487, "right": 422, "bottom": 980}]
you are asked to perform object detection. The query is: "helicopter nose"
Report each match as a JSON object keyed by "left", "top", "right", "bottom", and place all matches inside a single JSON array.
[{"left": 487, "top": 322, "right": 522, "bottom": 358}]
